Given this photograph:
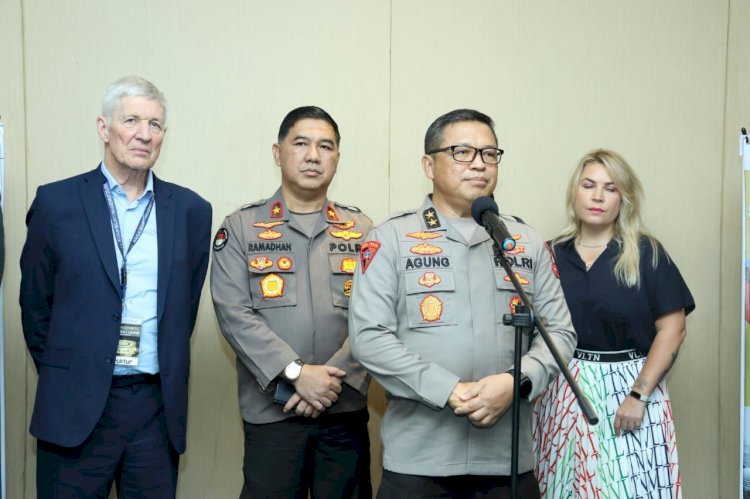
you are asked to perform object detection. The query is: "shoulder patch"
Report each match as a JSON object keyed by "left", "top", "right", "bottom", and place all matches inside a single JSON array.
[
  {"left": 334, "top": 201, "right": 362, "bottom": 213},
  {"left": 386, "top": 209, "right": 417, "bottom": 222},
  {"left": 241, "top": 198, "right": 268, "bottom": 211},
  {"left": 213, "top": 228, "right": 229, "bottom": 251}
]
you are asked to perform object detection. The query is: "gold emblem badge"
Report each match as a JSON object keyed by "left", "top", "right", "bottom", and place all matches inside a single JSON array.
[
  {"left": 277, "top": 257, "right": 292, "bottom": 270},
  {"left": 410, "top": 243, "right": 443, "bottom": 255},
  {"left": 509, "top": 295, "right": 522, "bottom": 314},
  {"left": 340, "top": 258, "right": 357, "bottom": 274},
  {"left": 405, "top": 231, "right": 442, "bottom": 240},
  {"left": 330, "top": 229, "right": 363, "bottom": 241},
  {"left": 333, "top": 221, "right": 355, "bottom": 230},
  {"left": 260, "top": 273, "right": 285, "bottom": 298},
  {"left": 253, "top": 221, "right": 285, "bottom": 229},
  {"left": 420, "top": 295, "right": 443, "bottom": 323},
  {"left": 418, "top": 272, "right": 442, "bottom": 288},
  {"left": 249, "top": 256, "right": 273, "bottom": 270},
  {"left": 258, "top": 229, "right": 283, "bottom": 240},
  {"left": 503, "top": 272, "right": 530, "bottom": 285},
  {"left": 503, "top": 245, "right": 525, "bottom": 255},
  {"left": 343, "top": 279, "right": 353, "bottom": 297}
]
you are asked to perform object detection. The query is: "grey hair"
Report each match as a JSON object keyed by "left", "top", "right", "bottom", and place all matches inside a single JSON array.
[{"left": 101, "top": 76, "right": 167, "bottom": 123}]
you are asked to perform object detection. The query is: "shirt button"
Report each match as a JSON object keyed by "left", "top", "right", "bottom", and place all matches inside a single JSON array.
[{"left": 112, "top": 313, "right": 120, "bottom": 321}]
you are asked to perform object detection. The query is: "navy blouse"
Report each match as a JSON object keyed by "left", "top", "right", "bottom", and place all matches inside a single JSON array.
[{"left": 554, "top": 237, "right": 695, "bottom": 352}]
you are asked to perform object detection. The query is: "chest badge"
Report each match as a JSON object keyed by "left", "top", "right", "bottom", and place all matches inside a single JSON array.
[
  {"left": 410, "top": 242, "right": 443, "bottom": 255},
  {"left": 340, "top": 258, "right": 357, "bottom": 274},
  {"left": 503, "top": 272, "right": 530, "bottom": 286},
  {"left": 330, "top": 229, "right": 363, "bottom": 241},
  {"left": 249, "top": 256, "right": 273, "bottom": 271},
  {"left": 277, "top": 257, "right": 293, "bottom": 270},
  {"left": 333, "top": 220, "right": 355, "bottom": 230},
  {"left": 343, "top": 279, "right": 353, "bottom": 297},
  {"left": 418, "top": 272, "right": 442, "bottom": 288},
  {"left": 419, "top": 295, "right": 443, "bottom": 323},
  {"left": 254, "top": 221, "right": 285, "bottom": 229},
  {"left": 258, "top": 229, "right": 283, "bottom": 240},
  {"left": 260, "top": 273, "right": 285, "bottom": 298},
  {"left": 405, "top": 231, "right": 442, "bottom": 240}
]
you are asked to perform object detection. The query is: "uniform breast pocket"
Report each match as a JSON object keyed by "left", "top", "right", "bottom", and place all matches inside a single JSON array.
[
  {"left": 246, "top": 253, "right": 297, "bottom": 309},
  {"left": 404, "top": 269, "right": 457, "bottom": 328},
  {"left": 493, "top": 268, "right": 535, "bottom": 324},
  {"left": 328, "top": 254, "right": 358, "bottom": 309}
]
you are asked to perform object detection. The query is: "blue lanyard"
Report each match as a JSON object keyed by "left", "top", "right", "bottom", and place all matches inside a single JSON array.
[{"left": 102, "top": 181, "right": 155, "bottom": 297}]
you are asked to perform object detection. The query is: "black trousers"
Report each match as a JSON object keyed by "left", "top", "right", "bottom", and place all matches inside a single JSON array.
[
  {"left": 36, "top": 374, "right": 178, "bottom": 498},
  {"left": 376, "top": 469, "right": 541, "bottom": 499},
  {"left": 241, "top": 408, "right": 371, "bottom": 499}
]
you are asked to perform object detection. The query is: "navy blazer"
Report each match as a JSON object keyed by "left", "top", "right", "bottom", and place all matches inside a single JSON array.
[{"left": 20, "top": 167, "right": 212, "bottom": 453}]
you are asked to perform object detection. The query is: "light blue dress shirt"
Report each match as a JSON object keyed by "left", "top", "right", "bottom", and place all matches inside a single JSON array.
[{"left": 101, "top": 163, "right": 159, "bottom": 375}]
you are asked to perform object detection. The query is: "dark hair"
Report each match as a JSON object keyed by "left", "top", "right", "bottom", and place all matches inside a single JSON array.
[
  {"left": 424, "top": 109, "right": 497, "bottom": 153},
  {"left": 278, "top": 106, "right": 340, "bottom": 146}
]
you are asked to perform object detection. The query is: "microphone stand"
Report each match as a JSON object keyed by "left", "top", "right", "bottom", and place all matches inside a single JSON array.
[{"left": 492, "top": 243, "right": 598, "bottom": 498}]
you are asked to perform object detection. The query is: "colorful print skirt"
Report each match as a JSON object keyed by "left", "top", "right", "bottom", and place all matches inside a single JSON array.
[{"left": 532, "top": 349, "right": 681, "bottom": 498}]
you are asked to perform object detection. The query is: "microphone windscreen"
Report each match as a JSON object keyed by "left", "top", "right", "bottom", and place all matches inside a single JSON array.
[{"left": 470, "top": 196, "right": 499, "bottom": 226}]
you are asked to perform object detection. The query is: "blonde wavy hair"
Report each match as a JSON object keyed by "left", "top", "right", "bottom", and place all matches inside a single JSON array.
[{"left": 553, "top": 149, "right": 660, "bottom": 288}]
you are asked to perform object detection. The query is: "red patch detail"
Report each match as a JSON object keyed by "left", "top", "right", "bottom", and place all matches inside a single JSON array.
[
  {"left": 359, "top": 240, "right": 381, "bottom": 274},
  {"left": 270, "top": 201, "right": 283, "bottom": 219},
  {"left": 545, "top": 242, "right": 560, "bottom": 279}
]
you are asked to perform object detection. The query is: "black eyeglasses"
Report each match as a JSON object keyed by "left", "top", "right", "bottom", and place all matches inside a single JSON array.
[{"left": 427, "top": 145, "right": 504, "bottom": 165}]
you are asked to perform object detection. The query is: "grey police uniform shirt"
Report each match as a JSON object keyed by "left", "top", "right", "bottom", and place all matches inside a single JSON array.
[
  {"left": 211, "top": 188, "right": 373, "bottom": 424},
  {"left": 348, "top": 195, "right": 576, "bottom": 476}
]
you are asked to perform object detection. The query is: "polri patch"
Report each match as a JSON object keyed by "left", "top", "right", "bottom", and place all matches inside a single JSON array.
[
  {"left": 359, "top": 241, "right": 381, "bottom": 274},
  {"left": 213, "top": 228, "right": 229, "bottom": 252}
]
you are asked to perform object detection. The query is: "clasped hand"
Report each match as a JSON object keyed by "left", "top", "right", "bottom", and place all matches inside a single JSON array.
[
  {"left": 283, "top": 365, "right": 345, "bottom": 418},
  {"left": 449, "top": 373, "right": 514, "bottom": 428}
]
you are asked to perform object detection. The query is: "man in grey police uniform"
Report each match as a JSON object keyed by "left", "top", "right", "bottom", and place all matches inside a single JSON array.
[
  {"left": 349, "top": 109, "right": 576, "bottom": 498},
  {"left": 211, "top": 106, "right": 373, "bottom": 498}
]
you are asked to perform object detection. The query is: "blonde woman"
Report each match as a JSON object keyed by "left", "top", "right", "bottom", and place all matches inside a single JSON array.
[{"left": 532, "top": 149, "right": 695, "bottom": 497}]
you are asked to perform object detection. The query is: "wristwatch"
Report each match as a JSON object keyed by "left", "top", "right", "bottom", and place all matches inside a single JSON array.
[
  {"left": 505, "top": 368, "right": 533, "bottom": 399},
  {"left": 282, "top": 359, "right": 304, "bottom": 382},
  {"left": 628, "top": 390, "right": 650, "bottom": 403}
]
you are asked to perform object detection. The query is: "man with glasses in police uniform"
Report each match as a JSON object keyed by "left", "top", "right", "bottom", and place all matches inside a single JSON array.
[
  {"left": 349, "top": 109, "right": 575, "bottom": 498},
  {"left": 211, "top": 106, "right": 373, "bottom": 498}
]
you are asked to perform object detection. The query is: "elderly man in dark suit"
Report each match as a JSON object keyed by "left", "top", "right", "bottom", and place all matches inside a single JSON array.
[{"left": 20, "top": 76, "right": 212, "bottom": 498}]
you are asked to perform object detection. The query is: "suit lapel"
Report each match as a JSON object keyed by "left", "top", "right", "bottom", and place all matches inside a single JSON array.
[
  {"left": 80, "top": 168, "right": 121, "bottom": 294},
  {"left": 154, "top": 175, "right": 175, "bottom": 324}
]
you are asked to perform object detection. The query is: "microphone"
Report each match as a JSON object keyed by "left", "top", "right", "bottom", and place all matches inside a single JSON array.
[{"left": 471, "top": 196, "right": 516, "bottom": 251}]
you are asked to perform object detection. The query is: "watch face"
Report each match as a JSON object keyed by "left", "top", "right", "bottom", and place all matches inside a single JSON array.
[{"left": 285, "top": 360, "right": 302, "bottom": 381}]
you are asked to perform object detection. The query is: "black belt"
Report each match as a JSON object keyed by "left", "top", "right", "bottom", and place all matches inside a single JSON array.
[
  {"left": 111, "top": 373, "right": 159, "bottom": 387},
  {"left": 573, "top": 349, "right": 647, "bottom": 362}
]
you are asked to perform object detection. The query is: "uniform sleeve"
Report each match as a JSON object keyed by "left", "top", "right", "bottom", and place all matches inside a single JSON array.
[
  {"left": 20, "top": 189, "right": 55, "bottom": 371},
  {"left": 325, "top": 213, "right": 374, "bottom": 395},
  {"left": 210, "top": 213, "right": 298, "bottom": 389},
  {"left": 520, "top": 236, "right": 577, "bottom": 400},
  {"left": 645, "top": 241, "right": 696, "bottom": 319},
  {"left": 348, "top": 224, "right": 460, "bottom": 410}
]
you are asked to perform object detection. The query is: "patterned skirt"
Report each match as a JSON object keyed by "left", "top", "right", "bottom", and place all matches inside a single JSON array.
[{"left": 532, "top": 349, "right": 681, "bottom": 498}]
